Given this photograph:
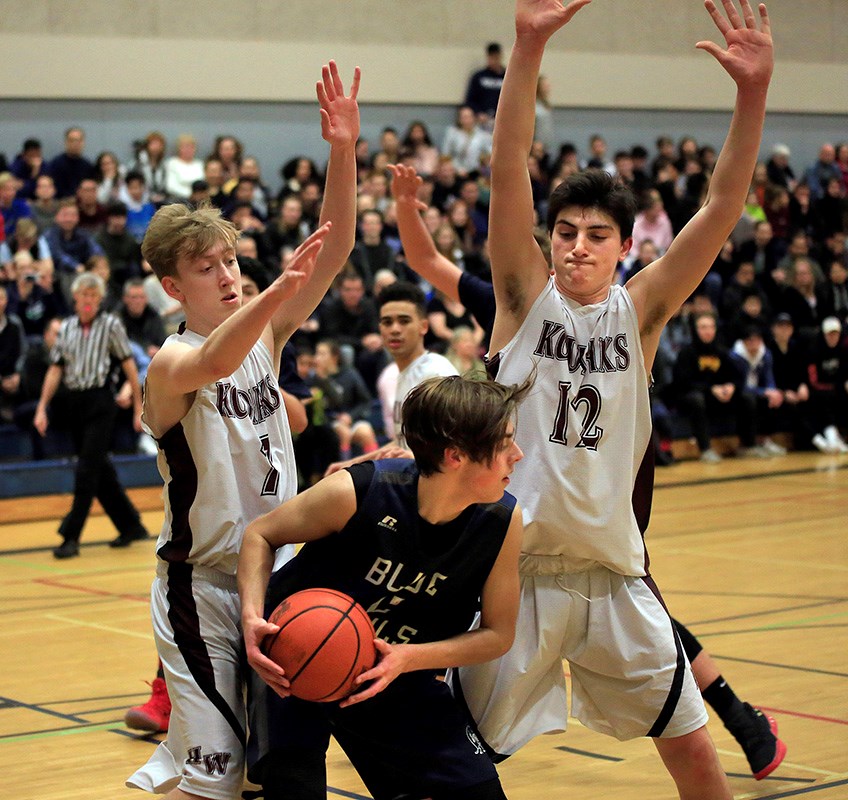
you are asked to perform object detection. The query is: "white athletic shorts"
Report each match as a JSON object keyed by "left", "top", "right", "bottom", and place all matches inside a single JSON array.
[
  {"left": 126, "top": 562, "right": 246, "bottom": 800},
  {"left": 454, "top": 568, "right": 707, "bottom": 755}
]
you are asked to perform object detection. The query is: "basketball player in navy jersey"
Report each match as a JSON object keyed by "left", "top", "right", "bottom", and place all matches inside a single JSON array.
[
  {"left": 239, "top": 375, "right": 527, "bottom": 800},
  {"left": 449, "top": 2, "right": 776, "bottom": 799},
  {"left": 125, "top": 61, "right": 360, "bottom": 800}
]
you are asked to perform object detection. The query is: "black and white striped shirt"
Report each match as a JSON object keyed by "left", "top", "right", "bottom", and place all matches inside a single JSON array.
[{"left": 51, "top": 312, "right": 133, "bottom": 391}]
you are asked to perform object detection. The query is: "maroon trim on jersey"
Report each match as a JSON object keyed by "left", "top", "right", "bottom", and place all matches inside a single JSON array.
[
  {"left": 484, "top": 351, "right": 501, "bottom": 381},
  {"left": 165, "top": 561, "right": 246, "bottom": 747},
  {"left": 156, "top": 421, "right": 198, "bottom": 564},
  {"left": 632, "top": 432, "right": 655, "bottom": 575},
  {"left": 641, "top": 574, "right": 685, "bottom": 738}
]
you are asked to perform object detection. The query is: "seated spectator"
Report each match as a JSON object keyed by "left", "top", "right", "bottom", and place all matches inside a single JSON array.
[
  {"left": 824, "top": 258, "right": 848, "bottom": 326},
  {"left": 789, "top": 181, "right": 815, "bottom": 239},
  {"left": 441, "top": 106, "right": 492, "bottom": 178},
  {"left": 349, "top": 209, "right": 399, "bottom": 291},
  {"left": 120, "top": 171, "right": 156, "bottom": 242},
  {"left": 445, "top": 326, "right": 486, "bottom": 381},
  {"left": 164, "top": 134, "right": 204, "bottom": 201},
  {"left": 777, "top": 256, "right": 832, "bottom": 345},
  {"left": 30, "top": 174, "right": 60, "bottom": 233},
  {"left": 630, "top": 188, "right": 674, "bottom": 263},
  {"left": 210, "top": 134, "right": 242, "bottom": 189},
  {"left": 313, "top": 338, "right": 379, "bottom": 462},
  {"left": 672, "top": 311, "right": 764, "bottom": 463},
  {"left": 812, "top": 176, "right": 846, "bottom": 243},
  {"left": 724, "top": 290, "right": 770, "bottom": 345},
  {"left": 95, "top": 202, "right": 142, "bottom": 293},
  {"left": 804, "top": 143, "right": 841, "bottom": 202},
  {"left": 44, "top": 199, "right": 105, "bottom": 305},
  {"left": 431, "top": 156, "right": 460, "bottom": 212},
  {"left": 265, "top": 195, "right": 308, "bottom": 266},
  {"left": 402, "top": 121, "right": 440, "bottom": 178},
  {"left": 319, "top": 270, "right": 382, "bottom": 366},
  {"left": 9, "top": 138, "right": 48, "bottom": 200},
  {"left": 132, "top": 131, "right": 168, "bottom": 205},
  {"left": 0, "top": 172, "right": 33, "bottom": 238},
  {"left": 277, "top": 156, "right": 320, "bottom": 205},
  {"left": 763, "top": 183, "right": 791, "bottom": 245},
  {"left": 85, "top": 254, "right": 121, "bottom": 312},
  {"left": 0, "top": 218, "right": 53, "bottom": 278},
  {"left": 0, "top": 283, "right": 26, "bottom": 422},
  {"left": 729, "top": 326, "right": 787, "bottom": 455},
  {"left": 202, "top": 156, "right": 227, "bottom": 207},
  {"left": 583, "top": 133, "right": 616, "bottom": 174},
  {"left": 622, "top": 238, "right": 660, "bottom": 281},
  {"left": 119, "top": 278, "right": 166, "bottom": 358},
  {"left": 721, "top": 260, "right": 767, "bottom": 319},
  {"left": 807, "top": 317, "right": 848, "bottom": 453},
  {"left": 93, "top": 151, "right": 125, "bottom": 205},
  {"left": 75, "top": 178, "right": 108, "bottom": 233},
  {"left": 4, "top": 251, "right": 64, "bottom": 339},
  {"left": 223, "top": 177, "right": 268, "bottom": 222},
  {"left": 48, "top": 127, "right": 94, "bottom": 199},
  {"left": 768, "top": 313, "right": 814, "bottom": 449},
  {"left": 765, "top": 143, "right": 796, "bottom": 192}
]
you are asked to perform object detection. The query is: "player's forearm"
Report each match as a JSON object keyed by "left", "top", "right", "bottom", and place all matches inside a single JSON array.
[
  {"left": 316, "top": 144, "right": 357, "bottom": 273},
  {"left": 399, "top": 627, "right": 514, "bottom": 672},
  {"left": 36, "top": 364, "right": 63, "bottom": 411},
  {"left": 396, "top": 205, "right": 461, "bottom": 301},
  {"left": 237, "top": 530, "right": 276, "bottom": 624}
]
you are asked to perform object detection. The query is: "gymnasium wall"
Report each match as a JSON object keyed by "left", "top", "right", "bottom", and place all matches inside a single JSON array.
[{"left": 1, "top": 0, "right": 847, "bottom": 188}]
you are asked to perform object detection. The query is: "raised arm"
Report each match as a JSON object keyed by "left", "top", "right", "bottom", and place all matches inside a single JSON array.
[
  {"left": 628, "top": 0, "right": 773, "bottom": 355},
  {"left": 238, "top": 469, "right": 358, "bottom": 694},
  {"left": 489, "top": 0, "right": 592, "bottom": 352},
  {"left": 388, "top": 164, "right": 462, "bottom": 302},
  {"left": 272, "top": 61, "right": 361, "bottom": 347}
]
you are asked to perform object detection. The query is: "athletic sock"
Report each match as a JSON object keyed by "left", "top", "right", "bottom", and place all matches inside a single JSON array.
[{"left": 702, "top": 675, "right": 745, "bottom": 725}]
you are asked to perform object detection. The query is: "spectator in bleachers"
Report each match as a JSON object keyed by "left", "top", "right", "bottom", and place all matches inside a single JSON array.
[
  {"left": 93, "top": 151, "right": 125, "bottom": 205},
  {"left": 237, "top": 156, "right": 273, "bottom": 220},
  {"left": 210, "top": 134, "right": 243, "bottom": 190},
  {"left": 319, "top": 270, "right": 381, "bottom": 363},
  {"left": 132, "top": 131, "right": 168, "bottom": 205},
  {"left": 824, "top": 258, "right": 848, "bottom": 326},
  {"left": 4, "top": 250, "right": 64, "bottom": 339},
  {"left": 730, "top": 326, "right": 787, "bottom": 456},
  {"left": 721, "top": 260, "right": 769, "bottom": 320},
  {"left": 202, "top": 156, "right": 227, "bottom": 207},
  {"left": 738, "top": 219, "right": 781, "bottom": 293},
  {"left": 672, "top": 311, "right": 761, "bottom": 463},
  {"left": 85, "top": 254, "right": 121, "bottom": 313},
  {"left": 75, "top": 178, "right": 108, "bottom": 233},
  {"left": 442, "top": 106, "right": 492, "bottom": 179},
  {"left": 763, "top": 183, "right": 791, "bottom": 244},
  {"left": 0, "top": 283, "right": 26, "bottom": 422},
  {"left": 445, "top": 325, "right": 486, "bottom": 381},
  {"left": 808, "top": 316, "right": 848, "bottom": 453},
  {"left": 0, "top": 218, "right": 52, "bottom": 278},
  {"left": 768, "top": 313, "right": 813, "bottom": 450},
  {"left": 48, "top": 127, "right": 94, "bottom": 199},
  {"left": 812, "top": 175, "right": 846, "bottom": 243},
  {"left": 426, "top": 288, "right": 484, "bottom": 355},
  {"left": 164, "top": 134, "right": 204, "bottom": 201},
  {"left": 401, "top": 121, "right": 440, "bottom": 179},
  {"left": 582, "top": 133, "right": 615, "bottom": 175},
  {"left": 277, "top": 156, "right": 320, "bottom": 205},
  {"left": 223, "top": 177, "right": 268, "bottom": 222},
  {"left": 30, "top": 174, "right": 59, "bottom": 233},
  {"left": 0, "top": 172, "right": 33, "bottom": 238},
  {"left": 629, "top": 188, "right": 674, "bottom": 265},
  {"left": 265, "top": 195, "right": 308, "bottom": 265},
  {"left": 805, "top": 143, "right": 841, "bottom": 201},
  {"left": 778, "top": 256, "right": 831, "bottom": 344},
  {"left": 431, "top": 155, "right": 460, "bottom": 212},
  {"left": 121, "top": 171, "right": 156, "bottom": 242},
  {"left": 44, "top": 199, "right": 105, "bottom": 305},
  {"left": 118, "top": 278, "right": 166, "bottom": 358},
  {"left": 349, "top": 208, "right": 398, "bottom": 291},
  {"left": 725, "top": 291, "right": 771, "bottom": 345},
  {"left": 464, "top": 42, "right": 505, "bottom": 128},
  {"left": 376, "top": 127, "right": 401, "bottom": 167},
  {"left": 766, "top": 143, "right": 796, "bottom": 192},
  {"left": 95, "top": 202, "right": 142, "bottom": 293},
  {"left": 298, "top": 178, "right": 323, "bottom": 230},
  {"left": 9, "top": 138, "right": 47, "bottom": 200},
  {"left": 789, "top": 180, "right": 815, "bottom": 239}
]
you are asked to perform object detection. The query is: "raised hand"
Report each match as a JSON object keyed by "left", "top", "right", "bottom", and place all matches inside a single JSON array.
[
  {"left": 514, "top": 0, "right": 592, "bottom": 42},
  {"left": 696, "top": 0, "right": 773, "bottom": 89},
  {"left": 317, "top": 60, "right": 361, "bottom": 147},
  {"left": 388, "top": 164, "right": 427, "bottom": 211},
  {"left": 268, "top": 222, "right": 330, "bottom": 301}
]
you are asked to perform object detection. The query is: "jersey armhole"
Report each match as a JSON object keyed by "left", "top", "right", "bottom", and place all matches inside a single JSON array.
[{"left": 346, "top": 461, "right": 376, "bottom": 506}]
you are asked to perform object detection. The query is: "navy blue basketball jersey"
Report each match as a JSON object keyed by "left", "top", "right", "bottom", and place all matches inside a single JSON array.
[{"left": 266, "top": 459, "right": 516, "bottom": 646}]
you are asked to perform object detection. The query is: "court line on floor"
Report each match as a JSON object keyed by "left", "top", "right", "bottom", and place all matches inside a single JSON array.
[
  {"left": 751, "top": 777, "right": 848, "bottom": 799},
  {"left": 656, "top": 461, "right": 848, "bottom": 490},
  {"left": 33, "top": 576, "right": 151, "bottom": 603},
  {"left": 44, "top": 613, "right": 153, "bottom": 640}
]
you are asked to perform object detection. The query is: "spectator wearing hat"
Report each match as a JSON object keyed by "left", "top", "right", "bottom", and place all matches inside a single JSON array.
[
  {"left": 808, "top": 316, "right": 848, "bottom": 453},
  {"left": 768, "top": 313, "right": 814, "bottom": 449},
  {"left": 766, "top": 143, "right": 796, "bottom": 191}
]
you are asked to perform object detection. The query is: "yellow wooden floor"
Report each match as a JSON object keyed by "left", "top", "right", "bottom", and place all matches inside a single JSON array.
[{"left": 2, "top": 451, "right": 847, "bottom": 799}]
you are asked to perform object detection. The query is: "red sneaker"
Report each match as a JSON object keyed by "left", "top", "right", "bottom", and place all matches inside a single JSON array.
[{"left": 125, "top": 677, "right": 171, "bottom": 733}]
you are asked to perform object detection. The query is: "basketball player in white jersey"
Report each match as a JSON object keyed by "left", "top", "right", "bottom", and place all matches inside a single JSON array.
[
  {"left": 454, "top": 2, "right": 773, "bottom": 798},
  {"left": 125, "top": 61, "right": 361, "bottom": 800}
]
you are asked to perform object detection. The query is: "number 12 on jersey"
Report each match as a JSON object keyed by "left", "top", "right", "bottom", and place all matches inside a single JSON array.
[{"left": 549, "top": 381, "right": 603, "bottom": 450}]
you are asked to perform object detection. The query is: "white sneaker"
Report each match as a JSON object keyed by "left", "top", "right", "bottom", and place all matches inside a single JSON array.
[
  {"left": 761, "top": 438, "right": 787, "bottom": 456},
  {"left": 812, "top": 433, "right": 836, "bottom": 454},
  {"left": 823, "top": 426, "right": 848, "bottom": 454},
  {"left": 700, "top": 448, "right": 722, "bottom": 463}
]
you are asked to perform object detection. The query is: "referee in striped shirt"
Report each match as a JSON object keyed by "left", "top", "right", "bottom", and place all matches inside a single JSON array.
[{"left": 34, "top": 272, "right": 150, "bottom": 559}]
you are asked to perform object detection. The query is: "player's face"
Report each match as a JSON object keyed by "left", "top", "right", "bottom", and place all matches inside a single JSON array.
[
  {"left": 463, "top": 424, "right": 523, "bottom": 503},
  {"left": 379, "top": 300, "right": 427, "bottom": 367},
  {"left": 166, "top": 241, "right": 240, "bottom": 334},
  {"left": 551, "top": 206, "right": 631, "bottom": 304}
]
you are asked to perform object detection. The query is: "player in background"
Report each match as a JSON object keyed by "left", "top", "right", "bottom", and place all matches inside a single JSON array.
[
  {"left": 453, "top": 2, "right": 775, "bottom": 798},
  {"left": 125, "top": 61, "right": 360, "bottom": 800}
]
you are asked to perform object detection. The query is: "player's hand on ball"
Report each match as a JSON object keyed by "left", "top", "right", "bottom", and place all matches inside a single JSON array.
[
  {"left": 339, "top": 639, "right": 408, "bottom": 707},
  {"left": 243, "top": 614, "right": 291, "bottom": 698}
]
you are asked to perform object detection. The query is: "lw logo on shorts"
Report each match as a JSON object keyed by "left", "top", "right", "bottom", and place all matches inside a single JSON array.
[
  {"left": 186, "top": 746, "right": 232, "bottom": 775},
  {"left": 465, "top": 725, "right": 486, "bottom": 756}
]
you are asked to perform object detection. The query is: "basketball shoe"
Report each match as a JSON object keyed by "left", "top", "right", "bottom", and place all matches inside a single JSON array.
[
  {"left": 125, "top": 677, "right": 171, "bottom": 733},
  {"left": 726, "top": 703, "right": 786, "bottom": 780}
]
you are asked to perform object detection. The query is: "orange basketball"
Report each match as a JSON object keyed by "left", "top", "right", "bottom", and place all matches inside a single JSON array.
[{"left": 263, "top": 588, "right": 377, "bottom": 702}]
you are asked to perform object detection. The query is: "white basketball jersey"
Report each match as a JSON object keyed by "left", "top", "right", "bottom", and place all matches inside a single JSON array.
[
  {"left": 146, "top": 331, "right": 296, "bottom": 575},
  {"left": 491, "top": 278, "right": 652, "bottom": 577},
  {"left": 393, "top": 351, "right": 458, "bottom": 448}
]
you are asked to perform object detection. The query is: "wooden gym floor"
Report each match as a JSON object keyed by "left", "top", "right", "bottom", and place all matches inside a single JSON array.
[{"left": 2, "top": 451, "right": 847, "bottom": 799}]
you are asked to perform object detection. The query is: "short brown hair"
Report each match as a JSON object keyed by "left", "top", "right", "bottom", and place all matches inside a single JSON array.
[
  {"left": 141, "top": 202, "right": 237, "bottom": 280},
  {"left": 401, "top": 375, "right": 531, "bottom": 476}
]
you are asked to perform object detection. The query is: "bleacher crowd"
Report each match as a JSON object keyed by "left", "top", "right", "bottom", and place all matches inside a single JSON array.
[{"left": 1, "top": 67, "right": 848, "bottom": 475}]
